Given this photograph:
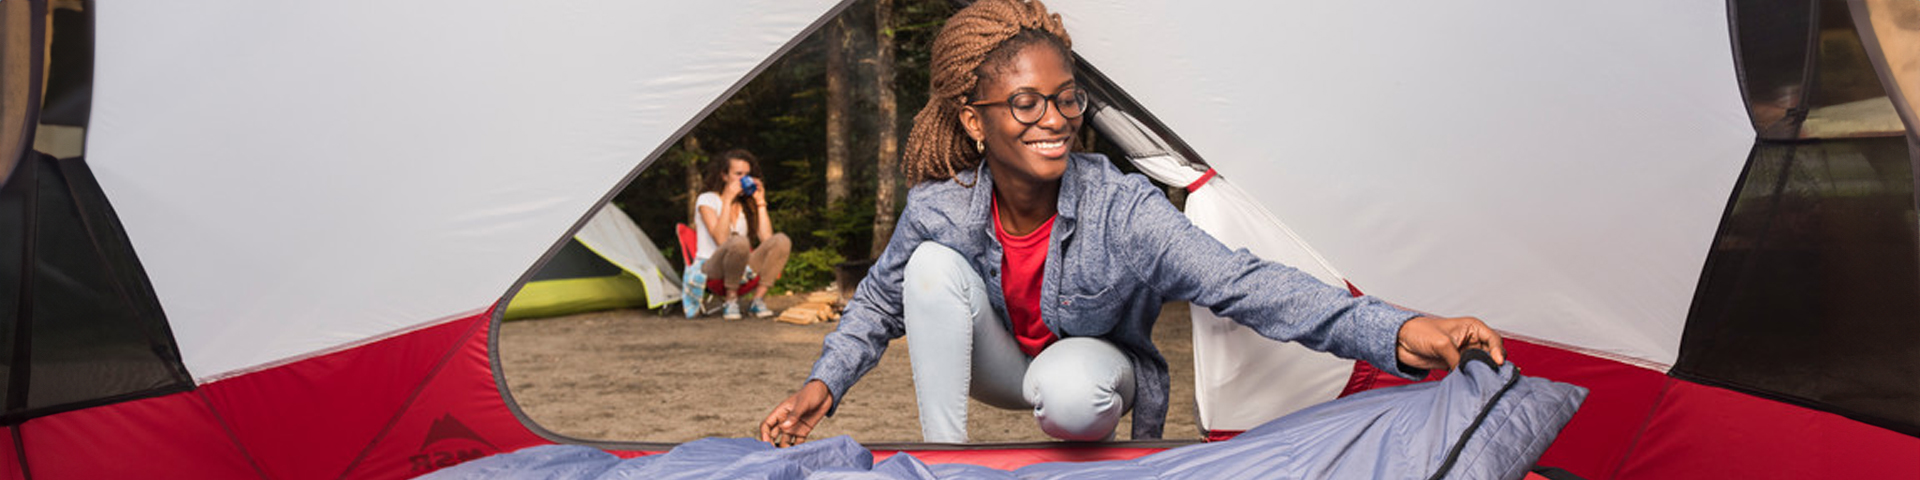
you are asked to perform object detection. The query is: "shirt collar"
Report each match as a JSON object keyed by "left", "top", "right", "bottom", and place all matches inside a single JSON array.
[{"left": 965, "top": 154, "right": 1084, "bottom": 231}]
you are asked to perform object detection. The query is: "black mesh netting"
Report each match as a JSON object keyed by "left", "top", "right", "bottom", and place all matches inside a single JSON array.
[
  {"left": 0, "top": 152, "right": 190, "bottom": 424},
  {"left": 1677, "top": 137, "right": 1920, "bottom": 437}
]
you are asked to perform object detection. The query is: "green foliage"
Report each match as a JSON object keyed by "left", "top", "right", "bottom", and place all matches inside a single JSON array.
[
  {"left": 612, "top": 0, "right": 955, "bottom": 283},
  {"left": 815, "top": 198, "right": 875, "bottom": 257},
  {"left": 779, "top": 248, "right": 845, "bottom": 294}
]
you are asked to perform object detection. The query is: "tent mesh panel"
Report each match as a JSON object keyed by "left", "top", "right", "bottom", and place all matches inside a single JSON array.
[
  {"left": 1677, "top": 137, "right": 1920, "bottom": 437},
  {"left": 0, "top": 152, "right": 191, "bottom": 424}
]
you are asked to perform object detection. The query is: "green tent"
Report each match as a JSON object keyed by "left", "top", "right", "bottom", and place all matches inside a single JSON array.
[{"left": 504, "top": 204, "right": 680, "bottom": 320}]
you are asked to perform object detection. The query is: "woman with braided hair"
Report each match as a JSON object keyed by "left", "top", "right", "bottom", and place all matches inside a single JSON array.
[{"left": 761, "top": 0, "right": 1505, "bottom": 446}]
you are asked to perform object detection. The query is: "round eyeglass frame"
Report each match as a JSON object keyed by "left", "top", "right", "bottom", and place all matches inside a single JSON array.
[{"left": 966, "top": 87, "right": 1090, "bottom": 125}]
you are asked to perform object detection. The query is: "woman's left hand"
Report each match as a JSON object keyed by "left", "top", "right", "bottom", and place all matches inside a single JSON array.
[
  {"left": 752, "top": 178, "right": 769, "bottom": 205},
  {"left": 1394, "top": 316, "right": 1505, "bottom": 371}
]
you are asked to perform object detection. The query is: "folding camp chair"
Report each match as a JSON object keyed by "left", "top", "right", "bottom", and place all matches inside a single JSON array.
[{"left": 675, "top": 223, "right": 760, "bottom": 318}]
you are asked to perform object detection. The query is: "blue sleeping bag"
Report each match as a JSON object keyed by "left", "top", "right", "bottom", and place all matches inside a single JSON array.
[{"left": 423, "top": 352, "right": 1585, "bottom": 479}]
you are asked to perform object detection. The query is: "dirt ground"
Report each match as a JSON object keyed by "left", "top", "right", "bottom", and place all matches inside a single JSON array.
[{"left": 498, "top": 293, "right": 1200, "bottom": 444}]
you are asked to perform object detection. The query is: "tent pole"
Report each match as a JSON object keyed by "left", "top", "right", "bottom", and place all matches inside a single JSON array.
[
  {"left": 1777, "top": 0, "right": 1822, "bottom": 139},
  {"left": 9, "top": 425, "right": 27, "bottom": 480},
  {"left": 6, "top": 153, "right": 37, "bottom": 426}
]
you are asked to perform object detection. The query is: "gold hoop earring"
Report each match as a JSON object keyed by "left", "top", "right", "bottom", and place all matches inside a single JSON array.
[{"left": 975, "top": 138, "right": 984, "bottom": 152}]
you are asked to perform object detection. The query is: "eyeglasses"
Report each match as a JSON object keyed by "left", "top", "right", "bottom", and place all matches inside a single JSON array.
[{"left": 967, "top": 87, "right": 1089, "bottom": 125}]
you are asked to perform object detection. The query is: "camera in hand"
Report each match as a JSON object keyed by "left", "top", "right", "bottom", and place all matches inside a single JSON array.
[{"left": 740, "top": 175, "right": 758, "bottom": 198}]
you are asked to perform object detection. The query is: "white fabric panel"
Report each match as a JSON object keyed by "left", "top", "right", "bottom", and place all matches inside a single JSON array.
[
  {"left": 1183, "top": 177, "right": 1359, "bottom": 431},
  {"left": 574, "top": 204, "right": 680, "bottom": 309},
  {"left": 88, "top": 0, "right": 840, "bottom": 380},
  {"left": 1057, "top": 1, "right": 1753, "bottom": 366},
  {"left": 1093, "top": 108, "right": 1355, "bottom": 430}
]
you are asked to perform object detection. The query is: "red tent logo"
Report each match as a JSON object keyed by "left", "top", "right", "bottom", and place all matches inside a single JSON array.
[{"left": 410, "top": 413, "right": 500, "bottom": 474}]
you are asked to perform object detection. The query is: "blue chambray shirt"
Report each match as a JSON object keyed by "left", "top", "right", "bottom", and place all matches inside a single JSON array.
[{"left": 808, "top": 152, "right": 1421, "bottom": 439}]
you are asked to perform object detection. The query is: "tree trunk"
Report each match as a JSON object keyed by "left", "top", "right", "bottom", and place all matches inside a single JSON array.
[
  {"left": 682, "top": 136, "right": 705, "bottom": 226},
  {"left": 870, "top": 0, "right": 901, "bottom": 259},
  {"left": 825, "top": 16, "right": 851, "bottom": 209}
]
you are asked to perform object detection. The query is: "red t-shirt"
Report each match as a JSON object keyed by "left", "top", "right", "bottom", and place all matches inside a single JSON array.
[{"left": 993, "top": 199, "right": 1060, "bottom": 357}]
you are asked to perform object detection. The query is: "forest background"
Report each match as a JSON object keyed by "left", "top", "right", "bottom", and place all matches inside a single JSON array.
[
  {"left": 611, "top": 0, "right": 1151, "bottom": 294},
  {"left": 614, "top": 0, "right": 946, "bottom": 292}
]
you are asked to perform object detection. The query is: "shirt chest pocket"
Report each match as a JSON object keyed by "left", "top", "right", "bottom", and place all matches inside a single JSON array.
[{"left": 1058, "top": 256, "right": 1122, "bottom": 325}]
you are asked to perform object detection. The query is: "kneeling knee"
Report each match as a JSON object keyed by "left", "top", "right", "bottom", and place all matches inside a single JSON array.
[
  {"left": 1025, "top": 339, "right": 1133, "bottom": 441},
  {"left": 1029, "top": 384, "right": 1126, "bottom": 441}
]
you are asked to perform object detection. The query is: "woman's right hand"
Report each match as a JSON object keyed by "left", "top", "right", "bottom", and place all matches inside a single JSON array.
[
  {"left": 720, "top": 174, "right": 744, "bottom": 200},
  {"left": 758, "top": 380, "right": 834, "bottom": 447}
]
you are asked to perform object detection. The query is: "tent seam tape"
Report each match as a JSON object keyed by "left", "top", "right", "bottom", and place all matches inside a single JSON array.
[
  {"left": 193, "top": 307, "right": 488, "bottom": 385},
  {"left": 12, "top": 425, "right": 30, "bottom": 480},
  {"left": 195, "top": 389, "right": 273, "bottom": 480},
  {"left": 1494, "top": 331, "right": 1671, "bottom": 372},
  {"left": 332, "top": 315, "right": 488, "bottom": 480},
  {"left": 1607, "top": 376, "right": 1675, "bottom": 480}
]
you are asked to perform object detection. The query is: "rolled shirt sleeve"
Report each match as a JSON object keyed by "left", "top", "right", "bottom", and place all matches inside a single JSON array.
[
  {"left": 805, "top": 190, "right": 939, "bottom": 415},
  {"left": 1110, "top": 176, "right": 1422, "bottom": 379}
]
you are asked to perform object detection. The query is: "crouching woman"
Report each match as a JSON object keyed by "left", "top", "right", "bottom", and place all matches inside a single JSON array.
[{"left": 760, "top": 0, "right": 1501, "bottom": 445}]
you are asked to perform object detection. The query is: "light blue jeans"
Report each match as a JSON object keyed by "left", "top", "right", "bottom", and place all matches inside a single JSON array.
[{"left": 902, "top": 243, "right": 1135, "bottom": 443}]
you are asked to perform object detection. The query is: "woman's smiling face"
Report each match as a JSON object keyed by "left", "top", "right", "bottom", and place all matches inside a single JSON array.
[{"left": 962, "top": 43, "right": 1081, "bottom": 185}]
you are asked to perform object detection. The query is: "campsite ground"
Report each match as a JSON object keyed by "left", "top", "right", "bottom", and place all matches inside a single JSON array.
[{"left": 499, "top": 295, "right": 1200, "bottom": 444}]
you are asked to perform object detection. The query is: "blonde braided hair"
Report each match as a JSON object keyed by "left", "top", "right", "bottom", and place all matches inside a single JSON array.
[{"left": 903, "top": 0, "right": 1072, "bottom": 186}]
